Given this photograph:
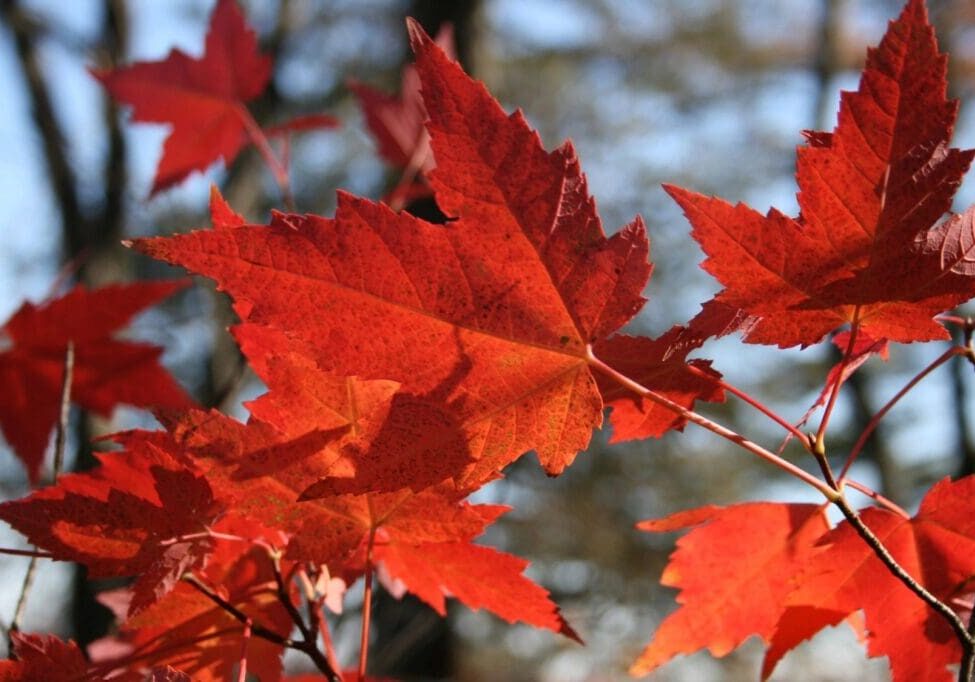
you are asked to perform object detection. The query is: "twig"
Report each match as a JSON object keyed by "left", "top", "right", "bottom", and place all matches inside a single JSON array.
[
  {"left": 837, "top": 346, "right": 962, "bottom": 481},
  {"left": 816, "top": 315, "right": 860, "bottom": 450},
  {"left": 686, "top": 364, "right": 814, "bottom": 450},
  {"left": 586, "top": 346, "right": 839, "bottom": 500},
  {"left": 0, "top": 548, "right": 54, "bottom": 559},
  {"left": 269, "top": 552, "right": 341, "bottom": 682},
  {"left": 182, "top": 573, "right": 291, "bottom": 647},
  {"left": 8, "top": 342, "right": 73, "bottom": 651},
  {"left": 52, "top": 342, "right": 74, "bottom": 477},
  {"left": 832, "top": 497, "right": 974, "bottom": 675}
]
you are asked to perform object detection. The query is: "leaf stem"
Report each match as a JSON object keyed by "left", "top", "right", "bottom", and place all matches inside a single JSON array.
[
  {"left": 237, "top": 104, "right": 295, "bottom": 210},
  {"left": 159, "top": 529, "right": 268, "bottom": 549},
  {"left": 686, "top": 363, "right": 813, "bottom": 450},
  {"left": 837, "top": 346, "right": 962, "bottom": 482},
  {"left": 815, "top": 316, "right": 860, "bottom": 451},
  {"left": 388, "top": 131, "right": 431, "bottom": 212},
  {"left": 359, "top": 527, "right": 378, "bottom": 680},
  {"left": 299, "top": 568, "right": 342, "bottom": 675},
  {"left": 842, "top": 479, "right": 909, "bottom": 518},
  {"left": 586, "top": 346, "right": 838, "bottom": 501}
]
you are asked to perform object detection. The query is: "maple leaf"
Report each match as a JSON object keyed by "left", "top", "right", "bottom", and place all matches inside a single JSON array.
[
  {"left": 93, "top": 0, "right": 271, "bottom": 194},
  {"left": 766, "top": 476, "right": 975, "bottom": 682},
  {"left": 135, "top": 403, "right": 577, "bottom": 639},
  {"left": 0, "top": 443, "right": 223, "bottom": 615},
  {"left": 668, "top": 0, "right": 975, "bottom": 348},
  {"left": 92, "top": 534, "right": 293, "bottom": 682},
  {"left": 378, "top": 540, "right": 581, "bottom": 641},
  {"left": 0, "top": 280, "right": 193, "bottom": 481},
  {"left": 0, "top": 633, "right": 87, "bottom": 682},
  {"left": 132, "top": 21, "right": 720, "bottom": 484},
  {"left": 630, "top": 502, "right": 829, "bottom": 676},
  {"left": 235, "top": 322, "right": 474, "bottom": 497},
  {"left": 592, "top": 327, "right": 723, "bottom": 442}
]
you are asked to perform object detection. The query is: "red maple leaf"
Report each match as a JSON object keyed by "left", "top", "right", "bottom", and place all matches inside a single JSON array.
[
  {"left": 631, "top": 502, "right": 829, "bottom": 676},
  {"left": 378, "top": 540, "right": 580, "bottom": 640},
  {"left": 593, "top": 327, "right": 723, "bottom": 442},
  {"left": 135, "top": 399, "right": 576, "bottom": 639},
  {"left": 667, "top": 0, "right": 975, "bottom": 348},
  {"left": 765, "top": 476, "right": 975, "bottom": 682},
  {"left": 0, "top": 444, "right": 223, "bottom": 616},
  {"left": 132, "top": 21, "right": 722, "bottom": 483},
  {"left": 91, "top": 531, "right": 293, "bottom": 682},
  {"left": 0, "top": 280, "right": 193, "bottom": 481},
  {"left": 0, "top": 633, "right": 87, "bottom": 681},
  {"left": 634, "top": 477, "right": 975, "bottom": 680},
  {"left": 233, "top": 322, "right": 476, "bottom": 497},
  {"left": 93, "top": 0, "right": 271, "bottom": 194}
]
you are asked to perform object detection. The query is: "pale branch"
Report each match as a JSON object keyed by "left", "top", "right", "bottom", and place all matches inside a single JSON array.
[
  {"left": 586, "top": 345, "right": 839, "bottom": 500},
  {"left": 269, "top": 552, "right": 341, "bottom": 682},
  {"left": 8, "top": 343, "right": 74, "bottom": 651},
  {"left": 686, "top": 363, "right": 814, "bottom": 450},
  {"left": 838, "top": 345, "right": 963, "bottom": 481}
]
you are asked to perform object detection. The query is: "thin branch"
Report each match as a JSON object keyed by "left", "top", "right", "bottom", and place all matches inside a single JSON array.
[
  {"left": 816, "top": 316, "right": 860, "bottom": 448},
  {"left": 586, "top": 346, "right": 839, "bottom": 500},
  {"left": 832, "top": 497, "right": 974, "bottom": 666},
  {"left": 52, "top": 342, "right": 74, "bottom": 477},
  {"left": 838, "top": 346, "right": 962, "bottom": 481},
  {"left": 686, "top": 363, "right": 813, "bottom": 449},
  {"left": 842, "top": 479, "right": 909, "bottom": 518},
  {"left": 270, "top": 553, "right": 341, "bottom": 682},
  {"left": 8, "top": 343, "right": 74, "bottom": 651},
  {"left": 182, "top": 573, "right": 292, "bottom": 648},
  {"left": 1, "top": 0, "right": 89, "bottom": 260},
  {"left": 0, "top": 548, "right": 54, "bottom": 559}
]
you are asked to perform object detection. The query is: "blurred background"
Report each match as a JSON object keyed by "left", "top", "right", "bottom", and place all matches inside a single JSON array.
[{"left": 1, "top": 0, "right": 974, "bottom": 679}]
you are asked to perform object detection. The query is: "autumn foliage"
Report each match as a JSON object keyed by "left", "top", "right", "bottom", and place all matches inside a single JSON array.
[{"left": 1, "top": 0, "right": 975, "bottom": 680}]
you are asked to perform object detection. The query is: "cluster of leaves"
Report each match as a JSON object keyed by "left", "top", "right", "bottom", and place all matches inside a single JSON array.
[{"left": 1, "top": 0, "right": 975, "bottom": 680}]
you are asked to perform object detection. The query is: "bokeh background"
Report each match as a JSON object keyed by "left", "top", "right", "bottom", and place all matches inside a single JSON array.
[{"left": 1, "top": 0, "right": 975, "bottom": 679}]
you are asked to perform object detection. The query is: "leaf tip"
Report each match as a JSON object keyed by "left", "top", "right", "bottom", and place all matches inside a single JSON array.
[{"left": 405, "top": 17, "right": 430, "bottom": 52}]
